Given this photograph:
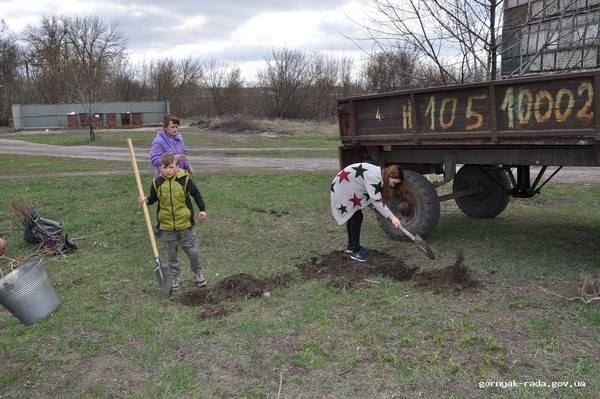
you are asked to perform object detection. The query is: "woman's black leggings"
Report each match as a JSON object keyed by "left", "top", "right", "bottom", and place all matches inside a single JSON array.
[{"left": 346, "top": 210, "right": 363, "bottom": 251}]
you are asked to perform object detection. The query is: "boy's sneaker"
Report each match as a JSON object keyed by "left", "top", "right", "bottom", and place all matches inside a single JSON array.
[
  {"left": 350, "top": 247, "right": 368, "bottom": 262},
  {"left": 171, "top": 277, "right": 181, "bottom": 291},
  {"left": 194, "top": 274, "right": 207, "bottom": 288}
]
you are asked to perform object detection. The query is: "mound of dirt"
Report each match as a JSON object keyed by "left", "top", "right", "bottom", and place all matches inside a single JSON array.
[
  {"left": 173, "top": 252, "right": 479, "bottom": 320},
  {"left": 299, "top": 250, "right": 480, "bottom": 293},
  {"left": 173, "top": 273, "right": 289, "bottom": 308},
  {"left": 298, "top": 250, "right": 418, "bottom": 289},
  {"left": 413, "top": 253, "right": 480, "bottom": 293}
]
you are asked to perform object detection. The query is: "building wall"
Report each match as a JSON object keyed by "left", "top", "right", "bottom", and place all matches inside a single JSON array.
[
  {"left": 502, "top": 0, "right": 600, "bottom": 75},
  {"left": 11, "top": 101, "right": 170, "bottom": 130}
]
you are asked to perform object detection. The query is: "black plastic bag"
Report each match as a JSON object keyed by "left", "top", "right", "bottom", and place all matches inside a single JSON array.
[{"left": 23, "top": 209, "right": 77, "bottom": 254}]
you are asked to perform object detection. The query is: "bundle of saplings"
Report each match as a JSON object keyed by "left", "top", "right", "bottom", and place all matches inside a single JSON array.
[{"left": 12, "top": 202, "right": 77, "bottom": 255}]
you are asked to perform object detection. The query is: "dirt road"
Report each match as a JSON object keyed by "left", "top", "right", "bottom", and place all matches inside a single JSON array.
[{"left": 1, "top": 138, "right": 600, "bottom": 184}]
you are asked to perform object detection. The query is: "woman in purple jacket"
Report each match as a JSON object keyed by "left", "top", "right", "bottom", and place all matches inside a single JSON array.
[
  {"left": 150, "top": 114, "right": 195, "bottom": 235},
  {"left": 150, "top": 114, "right": 195, "bottom": 177}
]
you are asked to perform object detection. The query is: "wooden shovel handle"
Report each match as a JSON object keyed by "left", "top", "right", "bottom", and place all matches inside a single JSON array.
[
  {"left": 127, "top": 138, "right": 160, "bottom": 258},
  {"left": 398, "top": 225, "right": 417, "bottom": 242}
]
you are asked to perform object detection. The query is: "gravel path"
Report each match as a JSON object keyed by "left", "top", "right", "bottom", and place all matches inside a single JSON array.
[{"left": 0, "top": 139, "right": 339, "bottom": 172}]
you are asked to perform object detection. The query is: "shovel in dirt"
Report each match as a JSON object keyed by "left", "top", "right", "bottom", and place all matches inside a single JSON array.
[
  {"left": 398, "top": 225, "right": 435, "bottom": 260},
  {"left": 127, "top": 138, "right": 172, "bottom": 297}
]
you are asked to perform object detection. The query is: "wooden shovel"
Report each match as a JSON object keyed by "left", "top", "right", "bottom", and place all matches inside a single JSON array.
[
  {"left": 127, "top": 138, "right": 172, "bottom": 297},
  {"left": 398, "top": 225, "right": 435, "bottom": 260}
]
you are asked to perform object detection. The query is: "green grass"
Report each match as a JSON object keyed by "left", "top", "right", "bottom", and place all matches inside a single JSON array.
[
  {"left": 0, "top": 155, "right": 598, "bottom": 398},
  {"left": 2, "top": 155, "right": 131, "bottom": 175},
  {"left": 11, "top": 122, "right": 339, "bottom": 150}
]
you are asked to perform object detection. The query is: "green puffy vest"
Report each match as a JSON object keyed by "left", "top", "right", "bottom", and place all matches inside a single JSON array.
[{"left": 154, "top": 170, "right": 192, "bottom": 231}]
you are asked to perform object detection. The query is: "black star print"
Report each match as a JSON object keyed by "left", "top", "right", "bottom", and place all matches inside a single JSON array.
[
  {"left": 352, "top": 164, "right": 367, "bottom": 179},
  {"left": 371, "top": 181, "right": 383, "bottom": 195},
  {"left": 337, "top": 204, "right": 348, "bottom": 214},
  {"left": 362, "top": 192, "right": 370, "bottom": 201},
  {"left": 331, "top": 182, "right": 335, "bottom": 193}
]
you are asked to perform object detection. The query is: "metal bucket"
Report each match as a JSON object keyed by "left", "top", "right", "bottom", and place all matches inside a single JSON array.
[{"left": 0, "top": 258, "right": 60, "bottom": 325}]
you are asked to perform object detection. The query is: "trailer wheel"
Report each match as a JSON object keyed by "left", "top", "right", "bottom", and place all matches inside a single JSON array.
[
  {"left": 376, "top": 170, "right": 440, "bottom": 241},
  {"left": 453, "top": 165, "right": 510, "bottom": 218}
]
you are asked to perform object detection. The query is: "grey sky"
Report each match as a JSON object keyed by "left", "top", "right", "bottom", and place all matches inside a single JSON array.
[{"left": 2, "top": 0, "right": 370, "bottom": 80}]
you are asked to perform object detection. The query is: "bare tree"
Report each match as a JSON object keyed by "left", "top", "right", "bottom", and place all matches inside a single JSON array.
[
  {"left": 174, "top": 57, "right": 203, "bottom": 117},
  {"left": 203, "top": 59, "right": 226, "bottom": 115},
  {"left": 110, "top": 60, "right": 149, "bottom": 101},
  {"left": 338, "top": 57, "right": 358, "bottom": 97},
  {"left": 148, "top": 56, "right": 202, "bottom": 116},
  {"left": 354, "top": 0, "right": 503, "bottom": 83},
  {"left": 63, "top": 16, "right": 127, "bottom": 141},
  {"left": 224, "top": 66, "right": 243, "bottom": 114},
  {"left": 363, "top": 49, "right": 418, "bottom": 92},
  {"left": 306, "top": 53, "right": 339, "bottom": 120},
  {"left": 149, "top": 58, "right": 177, "bottom": 100},
  {"left": 22, "top": 16, "right": 71, "bottom": 103},
  {"left": 257, "top": 48, "right": 314, "bottom": 118},
  {"left": 0, "top": 20, "right": 23, "bottom": 125}
]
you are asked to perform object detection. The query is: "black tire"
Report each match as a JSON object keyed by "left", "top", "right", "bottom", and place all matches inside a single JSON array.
[
  {"left": 453, "top": 165, "right": 510, "bottom": 218},
  {"left": 376, "top": 170, "right": 440, "bottom": 241}
]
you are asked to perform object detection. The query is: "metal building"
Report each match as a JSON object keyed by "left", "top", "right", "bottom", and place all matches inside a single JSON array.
[
  {"left": 502, "top": 0, "right": 600, "bottom": 76},
  {"left": 11, "top": 101, "right": 170, "bottom": 130}
]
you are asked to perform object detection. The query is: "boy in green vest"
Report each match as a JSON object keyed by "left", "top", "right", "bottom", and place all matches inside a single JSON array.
[{"left": 139, "top": 152, "right": 207, "bottom": 290}]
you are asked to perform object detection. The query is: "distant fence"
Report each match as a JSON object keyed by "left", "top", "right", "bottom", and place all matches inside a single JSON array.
[{"left": 11, "top": 101, "right": 170, "bottom": 130}]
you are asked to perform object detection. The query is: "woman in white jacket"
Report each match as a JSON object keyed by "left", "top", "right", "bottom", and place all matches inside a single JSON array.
[{"left": 330, "top": 163, "right": 403, "bottom": 261}]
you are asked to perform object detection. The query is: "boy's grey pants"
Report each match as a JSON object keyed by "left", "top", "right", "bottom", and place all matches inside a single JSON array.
[{"left": 162, "top": 228, "right": 201, "bottom": 278}]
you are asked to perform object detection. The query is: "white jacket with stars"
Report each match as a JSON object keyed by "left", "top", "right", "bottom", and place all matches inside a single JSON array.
[{"left": 330, "top": 162, "right": 393, "bottom": 225}]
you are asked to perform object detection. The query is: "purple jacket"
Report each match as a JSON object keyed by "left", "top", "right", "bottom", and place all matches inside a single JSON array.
[{"left": 150, "top": 129, "right": 192, "bottom": 177}]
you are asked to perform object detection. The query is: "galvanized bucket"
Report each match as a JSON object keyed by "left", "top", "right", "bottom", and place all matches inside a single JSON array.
[{"left": 0, "top": 258, "right": 59, "bottom": 325}]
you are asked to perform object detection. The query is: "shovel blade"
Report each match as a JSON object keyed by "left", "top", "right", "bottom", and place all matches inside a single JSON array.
[
  {"left": 414, "top": 235, "right": 436, "bottom": 260},
  {"left": 154, "top": 258, "right": 173, "bottom": 297}
]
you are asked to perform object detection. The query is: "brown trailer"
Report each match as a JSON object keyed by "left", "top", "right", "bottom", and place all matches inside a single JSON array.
[{"left": 336, "top": 71, "right": 600, "bottom": 240}]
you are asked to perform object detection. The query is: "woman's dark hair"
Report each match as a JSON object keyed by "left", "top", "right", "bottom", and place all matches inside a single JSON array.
[
  {"left": 162, "top": 114, "right": 180, "bottom": 129},
  {"left": 382, "top": 165, "right": 404, "bottom": 200}
]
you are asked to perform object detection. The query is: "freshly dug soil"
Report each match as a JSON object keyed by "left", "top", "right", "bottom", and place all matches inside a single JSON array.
[
  {"left": 299, "top": 250, "right": 479, "bottom": 293},
  {"left": 174, "top": 273, "right": 289, "bottom": 307},
  {"left": 298, "top": 250, "right": 418, "bottom": 289},
  {"left": 173, "top": 251, "right": 480, "bottom": 319},
  {"left": 413, "top": 253, "right": 480, "bottom": 293}
]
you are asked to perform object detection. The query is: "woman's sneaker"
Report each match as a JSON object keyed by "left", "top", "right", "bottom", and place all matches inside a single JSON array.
[
  {"left": 350, "top": 247, "right": 368, "bottom": 262},
  {"left": 194, "top": 274, "right": 207, "bottom": 288},
  {"left": 346, "top": 245, "right": 365, "bottom": 254},
  {"left": 171, "top": 277, "right": 182, "bottom": 291}
]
